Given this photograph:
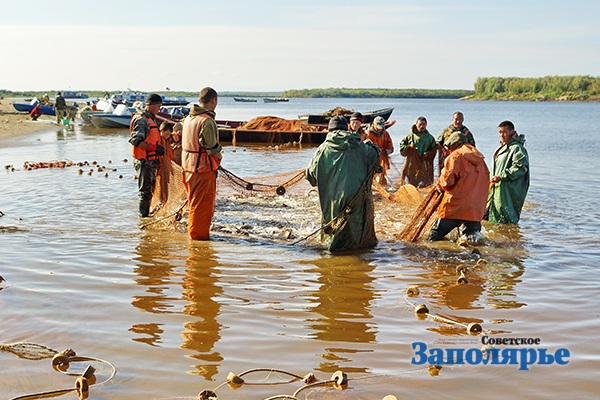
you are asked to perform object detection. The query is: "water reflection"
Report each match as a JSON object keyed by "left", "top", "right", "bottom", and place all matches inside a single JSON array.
[
  {"left": 180, "top": 242, "right": 223, "bottom": 380},
  {"left": 304, "top": 255, "right": 377, "bottom": 373}
]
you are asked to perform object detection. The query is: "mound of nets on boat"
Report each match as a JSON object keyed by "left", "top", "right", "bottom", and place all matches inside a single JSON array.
[
  {"left": 239, "top": 116, "right": 325, "bottom": 132},
  {"left": 148, "top": 157, "right": 441, "bottom": 244}
]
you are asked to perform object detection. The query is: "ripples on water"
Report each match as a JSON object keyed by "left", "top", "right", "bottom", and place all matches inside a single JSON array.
[{"left": 1, "top": 99, "right": 599, "bottom": 399}]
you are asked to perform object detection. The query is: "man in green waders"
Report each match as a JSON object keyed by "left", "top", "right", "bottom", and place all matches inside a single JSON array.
[
  {"left": 306, "top": 116, "right": 380, "bottom": 252},
  {"left": 487, "top": 120, "right": 530, "bottom": 224}
]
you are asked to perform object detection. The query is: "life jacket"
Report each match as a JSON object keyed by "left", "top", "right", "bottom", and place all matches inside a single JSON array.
[
  {"left": 130, "top": 113, "right": 162, "bottom": 161},
  {"left": 181, "top": 113, "right": 220, "bottom": 173}
]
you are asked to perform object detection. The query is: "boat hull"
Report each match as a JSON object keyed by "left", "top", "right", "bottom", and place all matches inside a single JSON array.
[
  {"left": 13, "top": 102, "right": 56, "bottom": 116},
  {"left": 298, "top": 107, "right": 394, "bottom": 125}
]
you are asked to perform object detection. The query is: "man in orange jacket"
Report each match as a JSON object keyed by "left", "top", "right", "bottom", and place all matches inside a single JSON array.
[
  {"left": 181, "top": 87, "right": 222, "bottom": 240},
  {"left": 427, "top": 132, "right": 490, "bottom": 242}
]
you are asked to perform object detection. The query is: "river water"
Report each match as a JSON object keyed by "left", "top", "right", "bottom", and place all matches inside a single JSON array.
[{"left": 1, "top": 98, "right": 599, "bottom": 399}]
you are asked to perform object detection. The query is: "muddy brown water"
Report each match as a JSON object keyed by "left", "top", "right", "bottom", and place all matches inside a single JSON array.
[{"left": 1, "top": 98, "right": 599, "bottom": 399}]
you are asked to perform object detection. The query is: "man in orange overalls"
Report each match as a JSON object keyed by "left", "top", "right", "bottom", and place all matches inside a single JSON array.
[
  {"left": 181, "top": 87, "right": 222, "bottom": 240},
  {"left": 428, "top": 132, "right": 490, "bottom": 242}
]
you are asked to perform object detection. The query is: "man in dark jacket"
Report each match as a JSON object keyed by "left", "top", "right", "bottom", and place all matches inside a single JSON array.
[{"left": 55, "top": 92, "right": 66, "bottom": 125}]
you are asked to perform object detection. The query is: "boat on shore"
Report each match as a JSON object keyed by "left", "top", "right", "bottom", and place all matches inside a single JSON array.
[
  {"left": 233, "top": 97, "right": 258, "bottom": 102},
  {"left": 298, "top": 106, "right": 394, "bottom": 125},
  {"left": 110, "top": 92, "right": 189, "bottom": 107},
  {"left": 89, "top": 106, "right": 190, "bottom": 129},
  {"left": 62, "top": 91, "right": 89, "bottom": 99},
  {"left": 13, "top": 100, "right": 56, "bottom": 116}
]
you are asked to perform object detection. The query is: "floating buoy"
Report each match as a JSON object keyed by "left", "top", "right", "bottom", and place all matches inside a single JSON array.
[
  {"left": 82, "top": 365, "right": 96, "bottom": 379},
  {"left": 52, "top": 354, "right": 70, "bottom": 369},
  {"left": 78, "top": 169, "right": 83, "bottom": 175},
  {"left": 118, "top": 175, "right": 123, "bottom": 179},
  {"left": 456, "top": 264, "right": 468, "bottom": 274},
  {"left": 227, "top": 371, "right": 244, "bottom": 385},
  {"left": 197, "top": 389, "right": 218, "bottom": 400},
  {"left": 122, "top": 159, "right": 128, "bottom": 163},
  {"left": 456, "top": 271, "right": 469, "bottom": 284},
  {"left": 276, "top": 186, "right": 286, "bottom": 195},
  {"left": 302, "top": 372, "right": 316, "bottom": 384},
  {"left": 331, "top": 370, "right": 348, "bottom": 385},
  {"left": 75, "top": 376, "right": 88, "bottom": 392},
  {"left": 414, "top": 304, "right": 429, "bottom": 315},
  {"left": 345, "top": 207, "right": 353, "bottom": 214},
  {"left": 476, "top": 258, "right": 487, "bottom": 265},
  {"left": 467, "top": 322, "right": 483, "bottom": 335},
  {"left": 175, "top": 212, "right": 182, "bottom": 222},
  {"left": 382, "top": 396, "right": 399, "bottom": 400},
  {"left": 428, "top": 364, "right": 442, "bottom": 376},
  {"left": 245, "top": 183, "right": 253, "bottom": 191},
  {"left": 406, "top": 286, "right": 420, "bottom": 296},
  {"left": 323, "top": 225, "right": 333, "bottom": 235}
]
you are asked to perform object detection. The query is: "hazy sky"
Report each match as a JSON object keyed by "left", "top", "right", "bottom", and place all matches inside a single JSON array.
[{"left": 1, "top": 0, "right": 598, "bottom": 92}]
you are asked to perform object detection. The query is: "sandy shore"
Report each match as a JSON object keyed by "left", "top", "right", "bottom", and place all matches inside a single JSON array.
[{"left": 0, "top": 98, "right": 79, "bottom": 140}]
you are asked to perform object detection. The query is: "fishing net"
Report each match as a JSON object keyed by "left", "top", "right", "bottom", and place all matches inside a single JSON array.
[
  {"left": 0, "top": 342, "right": 58, "bottom": 360},
  {"left": 148, "top": 155, "right": 439, "bottom": 243}
]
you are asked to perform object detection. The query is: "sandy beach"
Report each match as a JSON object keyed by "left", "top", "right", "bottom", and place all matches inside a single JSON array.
[{"left": 0, "top": 98, "right": 72, "bottom": 140}]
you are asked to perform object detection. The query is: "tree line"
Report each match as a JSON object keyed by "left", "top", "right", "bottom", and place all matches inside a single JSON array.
[
  {"left": 281, "top": 88, "right": 473, "bottom": 99},
  {"left": 471, "top": 75, "right": 600, "bottom": 101}
]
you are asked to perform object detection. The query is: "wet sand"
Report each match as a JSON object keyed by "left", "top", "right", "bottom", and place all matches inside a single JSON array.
[{"left": 0, "top": 98, "right": 74, "bottom": 140}]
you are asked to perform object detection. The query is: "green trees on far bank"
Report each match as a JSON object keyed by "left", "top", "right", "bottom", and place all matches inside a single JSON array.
[
  {"left": 472, "top": 75, "right": 600, "bottom": 101},
  {"left": 282, "top": 88, "right": 473, "bottom": 99}
]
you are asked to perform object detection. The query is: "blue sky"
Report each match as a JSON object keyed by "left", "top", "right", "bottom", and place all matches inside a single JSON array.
[{"left": 0, "top": 0, "right": 598, "bottom": 92}]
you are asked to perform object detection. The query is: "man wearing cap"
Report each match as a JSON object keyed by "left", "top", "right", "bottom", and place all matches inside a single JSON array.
[
  {"left": 182, "top": 87, "right": 222, "bottom": 240},
  {"left": 348, "top": 112, "right": 367, "bottom": 141},
  {"left": 129, "top": 93, "right": 165, "bottom": 218},
  {"left": 427, "top": 131, "right": 490, "bottom": 243},
  {"left": 306, "top": 116, "right": 380, "bottom": 252},
  {"left": 437, "top": 111, "right": 476, "bottom": 173},
  {"left": 365, "top": 115, "right": 394, "bottom": 186}
]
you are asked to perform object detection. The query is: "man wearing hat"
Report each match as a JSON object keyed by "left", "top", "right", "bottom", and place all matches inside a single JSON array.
[
  {"left": 427, "top": 131, "right": 490, "bottom": 242},
  {"left": 365, "top": 115, "right": 394, "bottom": 186},
  {"left": 306, "top": 116, "right": 380, "bottom": 252},
  {"left": 348, "top": 112, "right": 367, "bottom": 141},
  {"left": 129, "top": 93, "right": 165, "bottom": 217}
]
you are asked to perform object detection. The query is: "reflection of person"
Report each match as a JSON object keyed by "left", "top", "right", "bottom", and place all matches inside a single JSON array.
[
  {"left": 54, "top": 91, "right": 66, "bottom": 124},
  {"left": 180, "top": 243, "right": 223, "bottom": 380},
  {"left": 308, "top": 257, "right": 376, "bottom": 350},
  {"left": 487, "top": 120, "right": 530, "bottom": 224},
  {"left": 182, "top": 87, "right": 222, "bottom": 240},
  {"left": 348, "top": 112, "right": 367, "bottom": 141},
  {"left": 399, "top": 116, "right": 438, "bottom": 187},
  {"left": 29, "top": 103, "right": 42, "bottom": 121},
  {"left": 129, "top": 93, "right": 165, "bottom": 218},
  {"left": 428, "top": 132, "right": 490, "bottom": 242},
  {"left": 306, "top": 116, "right": 380, "bottom": 252},
  {"left": 437, "top": 112, "right": 476, "bottom": 172},
  {"left": 365, "top": 116, "right": 394, "bottom": 186}
]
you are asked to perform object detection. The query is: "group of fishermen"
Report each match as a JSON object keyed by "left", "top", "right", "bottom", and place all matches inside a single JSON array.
[
  {"left": 129, "top": 91, "right": 529, "bottom": 252},
  {"left": 307, "top": 111, "right": 530, "bottom": 251}
]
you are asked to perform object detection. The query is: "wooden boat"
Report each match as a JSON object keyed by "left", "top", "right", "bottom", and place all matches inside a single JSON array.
[
  {"left": 217, "top": 121, "right": 327, "bottom": 144},
  {"left": 263, "top": 97, "right": 289, "bottom": 103},
  {"left": 298, "top": 106, "right": 394, "bottom": 125},
  {"left": 233, "top": 97, "right": 258, "bottom": 102}
]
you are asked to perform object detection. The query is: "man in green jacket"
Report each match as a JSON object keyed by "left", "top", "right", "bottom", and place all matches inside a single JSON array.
[
  {"left": 487, "top": 120, "right": 530, "bottom": 224},
  {"left": 399, "top": 116, "right": 438, "bottom": 187},
  {"left": 306, "top": 116, "right": 380, "bottom": 252}
]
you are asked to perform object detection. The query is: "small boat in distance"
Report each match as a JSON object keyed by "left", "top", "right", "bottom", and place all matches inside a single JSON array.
[
  {"left": 298, "top": 106, "right": 394, "bottom": 125},
  {"left": 233, "top": 97, "right": 258, "bottom": 102},
  {"left": 263, "top": 97, "right": 289, "bottom": 103},
  {"left": 62, "top": 91, "right": 89, "bottom": 99}
]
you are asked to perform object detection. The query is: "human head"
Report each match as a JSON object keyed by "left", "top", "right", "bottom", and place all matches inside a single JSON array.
[
  {"left": 57, "top": 91, "right": 62, "bottom": 96},
  {"left": 349, "top": 112, "right": 363, "bottom": 132},
  {"left": 199, "top": 87, "right": 218, "bottom": 110},
  {"left": 444, "top": 131, "right": 466, "bottom": 151},
  {"left": 145, "top": 93, "right": 163, "bottom": 115},
  {"left": 452, "top": 112, "right": 464, "bottom": 128},
  {"left": 160, "top": 121, "right": 173, "bottom": 139},
  {"left": 415, "top": 116, "right": 427, "bottom": 132},
  {"left": 497, "top": 120, "right": 516, "bottom": 144},
  {"left": 373, "top": 116, "right": 386, "bottom": 132},
  {"left": 328, "top": 115, "right": 348, "bottom": 131},
  {"left": 172, "top": 122, "right": 183, "bottom": 142}
]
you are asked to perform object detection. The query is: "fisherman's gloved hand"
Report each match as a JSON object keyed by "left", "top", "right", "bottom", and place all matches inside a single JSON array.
[{"left": 154, "top": 145, "right": 165, "bottom": 156}]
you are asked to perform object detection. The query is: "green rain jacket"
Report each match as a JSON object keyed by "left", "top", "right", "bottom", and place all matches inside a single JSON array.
[
  {"left": 306, "top": 130, "right": 380, "bottom": 252},
  {"left": 487, "top": 133, "right": 530, "bottom": 224},
  {"left": 399, "top": 125, "right": 437, "bottom": 187}
]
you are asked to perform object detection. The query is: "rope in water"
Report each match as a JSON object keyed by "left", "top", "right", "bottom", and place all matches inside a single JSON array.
[{"left": 1, "top": 344, "right": 116, "bottom": 400}]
